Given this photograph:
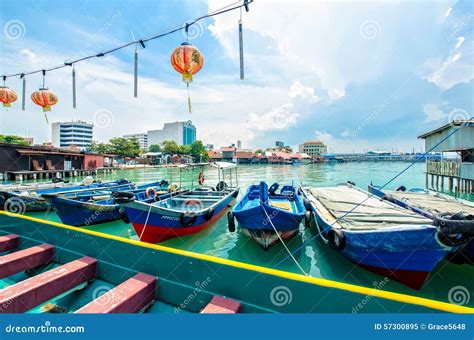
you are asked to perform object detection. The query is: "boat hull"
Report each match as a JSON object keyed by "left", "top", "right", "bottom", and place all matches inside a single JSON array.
[
  {"left": 232, "top": 183, "right": 306, "bottom": 250},
  {"left": 312, "top": 209, "right": 449, "bottom": 290},
  {"left": 50, "top": 197, "right": 122, "bottom": 226},
  {"left": 123, "top": 189, "right": 239, "bottom": 243},
  {"left": 368, "top": 184, "right": 473, "bottom": 265}
]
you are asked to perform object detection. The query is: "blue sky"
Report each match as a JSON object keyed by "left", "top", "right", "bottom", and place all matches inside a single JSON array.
[{"left": 0, "top": 0, "right": 473, "bottom": 152}]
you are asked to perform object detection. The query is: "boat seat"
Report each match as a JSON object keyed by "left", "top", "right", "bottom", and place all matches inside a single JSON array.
[
  {"left": 0, "top": 234, "right": 19, "bottom": 252},
  {"left": 0, "top": 256, "right": 97, "bottom": 313},
  {"left": 270, "top": 200, "right": 292, "bottom": 211},
  {"left": 200, "top": 296, "right": 241, "bottom": 314},
  {"left": 76, "top": 273, "right": 157, "bottom": 313},
  {"left": 0, "top": 244, "right": 54, "bottom": 279}
]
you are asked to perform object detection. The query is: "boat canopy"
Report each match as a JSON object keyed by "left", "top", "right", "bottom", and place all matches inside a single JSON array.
[{"left": 210, "top": 162, "right": 237, "bottom": 171}]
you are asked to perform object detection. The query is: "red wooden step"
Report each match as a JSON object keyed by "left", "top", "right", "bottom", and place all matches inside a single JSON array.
[
  {"left": 0, "top": 256, "right": 97, "bottom": 313},
  {"left": 76, "top": 273, "right": 157, "bottom": 313},
  {"left": 200, "top": 296, "right": 241, "bottom": 314},
  {"left": 0, "top": 234, "right": 19, "bottom": 252},
  {"left": 0, "top": 244, "right": 54, "bottom": 279}
]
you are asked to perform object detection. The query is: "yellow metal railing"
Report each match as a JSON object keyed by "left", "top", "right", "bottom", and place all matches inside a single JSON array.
[{"left": 426, "top": 160, "right": 460, "bottom": 177}]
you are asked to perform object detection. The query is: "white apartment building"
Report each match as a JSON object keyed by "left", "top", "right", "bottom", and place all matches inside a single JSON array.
[
  {"left": 147, "top": 121, "right": 196, "bottom": 146},
  {"left": 124, "top": 133, "right": 148, "bottom": 149},
  {"left": 51, "top": 121, "right": 93, "bottom": 150}
]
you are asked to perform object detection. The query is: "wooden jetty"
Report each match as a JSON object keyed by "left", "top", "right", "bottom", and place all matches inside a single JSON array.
[{"left": 419, "top": 120, "right": 473, "bottom": 193}]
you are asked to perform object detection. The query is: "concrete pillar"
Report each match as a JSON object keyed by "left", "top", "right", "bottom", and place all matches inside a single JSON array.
[{"left": 15, "top": 174, "right": 23, "bottom": 181}]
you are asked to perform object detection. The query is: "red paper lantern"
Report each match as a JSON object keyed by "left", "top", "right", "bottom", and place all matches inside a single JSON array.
[
  {"left": 171, "top": 42, "right": 204, "bottom": 83},
  {"left": 31, "top": 88, "right": 58, "bottom": 112},
  {"left": 0, "top": 86, "right": 17, "bottom": 107}
]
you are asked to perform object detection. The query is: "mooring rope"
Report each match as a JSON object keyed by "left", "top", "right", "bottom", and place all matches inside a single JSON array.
[{"left": 261, "top": 204, "right": 308, "bottom": 275}]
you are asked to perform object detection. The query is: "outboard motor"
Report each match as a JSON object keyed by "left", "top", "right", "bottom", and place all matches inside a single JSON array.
[{"left": 395, "top": 185, "right": 406, "bottom": 192}]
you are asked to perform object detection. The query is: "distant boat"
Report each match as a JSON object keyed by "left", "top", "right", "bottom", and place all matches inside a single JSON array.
[
  {"left": 368, "top": 184, "right": 474, "bottom": 266},
  {"left": 303, "top": 183, "right": 454, "bottom": 289},
  {"left": 44, "top": 180, "right": 170, "bottom": 227},
  {"left": 118, "top": 162, "right": 240, "bottom": 243},
  {"left": 228, "top": 182, "right": 310, "bottom": 250},
  {"left": 0, "top": 179, "right": 133, "bottom": 212}
]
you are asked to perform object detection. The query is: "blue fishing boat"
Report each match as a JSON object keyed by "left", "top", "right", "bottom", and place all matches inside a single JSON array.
[
  {"left": 0, "top": 178, "right": 132, "bottom": 212},
  {"left": 118, "top": 162, "right": 240, "bottom": 243},
  {"left": 303, "top": 183, "right": 454, "bottom": 289},
  {"left": 45, "top": 180, "right": 170, "bottom": 227},
  {"left": 368, "top": 184, "right": 474, "bottom": 265},
  {"left": 228, "top": 182, "right": 310, "bottom": 250}
]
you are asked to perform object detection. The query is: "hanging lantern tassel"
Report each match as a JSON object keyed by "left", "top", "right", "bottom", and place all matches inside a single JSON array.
[
  {"left": 134, "top": 47, "right": 138, "bottom": 98},
  {"left": 187, "top": 83, "right": 192, "bottom": 113},
  {"left": 21, "top": 74, "right": 26, "bottom": 111},
  {"left": 134, "top": 40, "right": 145, "bottom": 98},
  {"left": 239, "top": 19, "right": 244, "bottom": 79},
  {"left": 72, "top": 65, "right": 77, "bottom": 109}
]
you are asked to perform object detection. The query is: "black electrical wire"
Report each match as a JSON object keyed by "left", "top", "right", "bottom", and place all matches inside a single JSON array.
[{"left": 1, "top": 0, "right": 253, "bottom": 79}]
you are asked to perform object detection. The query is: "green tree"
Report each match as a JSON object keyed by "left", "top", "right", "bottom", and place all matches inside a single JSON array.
[
  {"left": 90, "top": 141, "right": 110, "bottom": 154},
  {"left": 190, "top": 140, "right": 209, "bottom": 162},
  {"left": 162, "top": 140, "right": 181, "bottom": 155},
  {"left": 255, "top": 149, "right": 264, "bottom": 154},
  {"left": 0, "top": 135, "right": 30, "bottom": 146},
  {"left": 108, "top": 137, "right": 141, "bottom": 157},
  {"left": 148, "top": 144, "right": 161, "bottom": 153}
]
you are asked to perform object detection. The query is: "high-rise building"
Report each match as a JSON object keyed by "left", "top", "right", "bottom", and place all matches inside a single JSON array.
[
  {"left": 299, "top": 140, "right": 328, "bottom": 156},
  {"left": 147, "top": 120, "right": 196, "bottom": 146},
  {"left": 124, "top": 133, "right": 148, "bottom": 149},
  {"left": 237, "top": 140, "right": 242, "bottom": 150},
  {"left": 52, "top": 121, "right": 93, "bottom": 150},
  {"left": 275, "top": 141, "right": 284, "bottom": 147}
]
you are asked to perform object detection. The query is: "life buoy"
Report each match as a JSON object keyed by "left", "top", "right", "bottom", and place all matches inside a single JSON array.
[
  {"left": 145, "top": 187, "right": 157, "bottom": 199},
  {"left": 198, "top": 171, "right": 205, "bottom": 186}
]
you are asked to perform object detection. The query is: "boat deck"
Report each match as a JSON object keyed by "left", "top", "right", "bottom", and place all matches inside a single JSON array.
[
  {"left": 305, "top": 185, "right": 431, "bottom": 230},
  {"left": 0, "top": 234, "right": 241, "bottom": 314},
  {"left": 384, "top": 190, "right": 474, "bottom": 216}
]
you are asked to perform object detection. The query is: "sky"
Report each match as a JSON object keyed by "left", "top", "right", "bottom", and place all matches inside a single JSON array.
[{"left": 0, "top": 0, "right": 473, "bottom": 153}]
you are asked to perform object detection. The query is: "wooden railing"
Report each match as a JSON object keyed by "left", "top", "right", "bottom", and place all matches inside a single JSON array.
[{"left": 426, "top": 160, "right": 460, "bottom": 177}]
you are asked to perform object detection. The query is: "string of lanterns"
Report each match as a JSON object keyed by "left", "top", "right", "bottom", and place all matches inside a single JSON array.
[{"left": 1, "top": 0, "right": 251, "bottom": 119}]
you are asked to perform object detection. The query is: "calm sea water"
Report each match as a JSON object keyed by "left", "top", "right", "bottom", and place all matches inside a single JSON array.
[{"left": 28, "top": 162, "right": 473, "bottom": 306}]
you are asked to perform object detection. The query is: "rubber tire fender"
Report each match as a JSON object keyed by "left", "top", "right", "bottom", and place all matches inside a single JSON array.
[
  {"left": 205, "top": 207, "right": 215, "bottom": 221},
  {"left": 303, "top": 197, "right": 312, "bottom": 212},
  {"left": 304, "top": 211, "right": 312, "bottom": 228},
  {"left": 227, "top": 211, "right": 236, "bottom": 232},
  {"left": 327, "top": 229, "right": 346, "bottom": 251},
  {"left": 180, "top": 214, "right": 197, "bottom": 228}
]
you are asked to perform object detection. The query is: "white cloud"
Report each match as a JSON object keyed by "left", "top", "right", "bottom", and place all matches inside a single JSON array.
[
  {"left": 246, "top": 103, "right": 299, "bottom": 132},
  {"left": 328, "top": 88, "right": 345, "bottom": 100},
  {"left": 423, "top": 104, "right": 444, "bottom": 123},
  {"left": 288, "top": 81, "right": 319, "bottom": 103}
]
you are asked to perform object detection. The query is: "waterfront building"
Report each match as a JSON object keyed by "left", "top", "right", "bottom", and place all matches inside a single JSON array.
[
  {"left": 124, "top": 133, "right": 148, "bottom": 149},
  {"left": 221, "top": 146, "right": 236, "bottom": 161},
  {"left": 52, "top": 121, "right": 93, "bottom": 150},
  {"left": 147, "top": 120, "right": 196, "bottom": 146},
  {"left": 299, "top": 140, "right": 327, "bottom": 157},
  {"left": 267, "top": 145, "right": 293, "bottom": 153},
  {"left": 0, "top": 143, "right": 112, "bottom": 181},
  {"left": 418, "top": 119, "right": 473, "bottom": 193}
]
